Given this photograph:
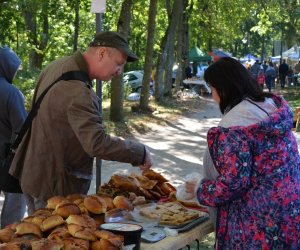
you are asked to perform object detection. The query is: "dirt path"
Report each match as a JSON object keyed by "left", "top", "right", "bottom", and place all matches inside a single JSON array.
[
  {"left": 91, "top": 94, "right": 300, "bottom": 194},
  {"left": 90, "top": 95, "right": 222, "bottom": 193}
]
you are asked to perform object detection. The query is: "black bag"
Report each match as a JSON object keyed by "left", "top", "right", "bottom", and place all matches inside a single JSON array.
[
  {"left": 0, "top": 142, "right": 22, "bottom": 193},
  {"left": 0, "top": 71, "right": 91, "bottom": 193}
]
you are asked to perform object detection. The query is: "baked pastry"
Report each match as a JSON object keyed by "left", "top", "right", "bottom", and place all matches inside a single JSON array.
[
  {"left": 66, "top": 215, "right": 96, "bottom": 231},
  {"left": 130, "top": 173, "right": 158, "bottom": 190},
  {"left": 90, "top": 238, "right": 123, "bottom": 250},
  {"left": 110, "top": 174, "right": 140, "bottom": 193},
  {"left": 23, "top": 214, "right": 47, "bottom": 227},
  {"left": 83, "top": 195, "right": 107, "bottom": 214},
  {"left": 96, "top": 195, "right": 115, "bottom": 211},
  {"left": 132, "top": 196, "right": 147, "bottom": 206},
  {"left": 139, "top": 202, "right": 200, "bottom": 226},
  {"left": 159, "top": 182, "right": 176, "bottom": 196},
  {"left": 32, "top": 208, "right": 53, "bottom": 217},
  {"left": 47, "top": 226, "right": 71, "bottom": 241},
  {"left": 66, "top": 193, "right": 86, "bottom": 203},
  {"left": 55, "top": 202, "right": 81, "bottom": 219},
  {"left": 31, "top": 238, "right": 64, "bottom": 250},
  {"left": 15, "top": 222, "right": 42, "bottom": 238},
  {"left": 40, "top": 214, "right": 65, "bottom": 232},
  {"left": 46, "top": 196, "right": 68, "bottom": 210},
  {"left": 67, "top": 224, "right": 97, "bottom": 241},
  {"left": 73, "top": 199, "right": 89, "bottom": 215},
  {"left": 61, "top": 237, "right": 89, "bottom": 250},
  {"left": 0, "top": 227, "right": 14, "bottom": 243},
  {"left": 112, "top": 196, "right": 133, "bottom": 211},
  {"left": 0, "top": 240, "right": 31, "bottom": 250},
  {"left": 142, "top": 169, "right": 168, "bottom": 183}
]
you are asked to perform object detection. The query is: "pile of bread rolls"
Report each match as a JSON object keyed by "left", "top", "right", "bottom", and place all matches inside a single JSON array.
[
  {"left": 0, "top": 170, "right": 175, "bottom": 249},
  {"left": 0, "top": 193, "right": 133, "bottom": 249},
  {"left": 99, "top": 169, "right": 176, "bottom": 201}
]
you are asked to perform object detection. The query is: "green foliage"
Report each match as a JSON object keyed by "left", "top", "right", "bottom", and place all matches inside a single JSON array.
[
  {"left": 14, "top": 69, "right": 41, "bottom": 110},
  {"left": 1, "top": 0, "right": 300, "bottom": 106}
]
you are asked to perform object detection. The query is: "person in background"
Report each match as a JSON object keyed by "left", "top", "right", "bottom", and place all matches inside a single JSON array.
[
  {"left": 262, "top": 60, "right": 268, "bottom": 73},
  {"left": 250, "top": 59, "right": 260, "bottom": 79},
  {"left": 294, "top": 60, "right": 300, "bottom": 86},
  {"left": 10, "top": 31, "right": 153, "bottom": 214},
  {"left": 185, "top": 62, "right": 193, "bottom": 79},
  {"left": 265, "top": 61, "right": 276, "bottom": 92},
  {"left": 0, "top": 46, "right": 27, "bottom": 228},
  {"left": 287, "top": 65, "right": 294, "bottom": 87},
  {"left": 185, "top": 57, "right": 300, "bottom": 249},
  {"left": 278, "top": 59, "right": 289, "bottom": 88},
  {"left": 256, "top": 68, "right": 265, "bottom": 90}
]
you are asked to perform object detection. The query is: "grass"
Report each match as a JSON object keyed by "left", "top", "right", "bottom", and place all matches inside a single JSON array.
[
  {"left": 101, "top": 93, "right": 206, "bottom": 138},
  {"left": 102, "top": 85, "right": 300, "bottom": 138}
]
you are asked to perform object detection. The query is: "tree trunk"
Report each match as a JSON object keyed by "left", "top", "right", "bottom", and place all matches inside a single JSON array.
[
  {"left": 155, "top": 0, "right": 180, "bottom": 102},
  {"left": 73, "top": 0, "right": 80, "bottom": 52},
  {"left": 182, "top": 0, "right": 191, "bottom": 79},
  {"left": 21, "top": 0, "right": 49, "bottom": 70},
  {"left": 163, "top": 0, "right": 180, "bottom": 96},
  {"left": 110, "top": 0, "right": 133, "bottom": 122},
  {"left": 174, "top": 0, "right": 184, "bottom": 93},
  {"left": 155, "top": 27, "right": 169, "bottom": 102},
  {"left": 140, "top": 0, "right": 158, "bottom": 110}
]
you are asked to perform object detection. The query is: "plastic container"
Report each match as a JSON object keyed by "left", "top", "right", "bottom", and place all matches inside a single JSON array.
[{"left": 100, "top": 222, "right": 143, "bottom": 250}]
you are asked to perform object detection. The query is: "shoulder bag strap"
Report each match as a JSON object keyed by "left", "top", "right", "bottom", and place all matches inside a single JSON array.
[{"left": 11, "top": 71, "right": 92, "bottom": 150}]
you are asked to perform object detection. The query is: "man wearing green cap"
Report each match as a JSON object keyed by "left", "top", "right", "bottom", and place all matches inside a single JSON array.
[{"left": 10, "top": 31, "right": 153, "bottom": 214}]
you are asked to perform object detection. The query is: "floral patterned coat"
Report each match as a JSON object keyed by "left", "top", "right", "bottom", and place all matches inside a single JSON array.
[{"left": 197, "top": 95, "right": 300, "bottom": 249}]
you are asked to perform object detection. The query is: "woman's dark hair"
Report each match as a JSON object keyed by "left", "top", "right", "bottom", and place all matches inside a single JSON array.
[{"left": 204, "top": 57, "right": 272, "bottom": 114}]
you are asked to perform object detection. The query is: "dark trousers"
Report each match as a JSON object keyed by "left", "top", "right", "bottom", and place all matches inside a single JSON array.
[{"left": 279, "top": 74, "right": 286, "bottom": 88}]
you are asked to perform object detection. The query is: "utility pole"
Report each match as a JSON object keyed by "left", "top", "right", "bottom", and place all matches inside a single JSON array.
[{"left": 91, "top": 0, "right": 106, "bottom": 190}]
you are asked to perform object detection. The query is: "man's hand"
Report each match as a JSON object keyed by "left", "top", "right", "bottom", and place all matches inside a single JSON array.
[{"left": 139, "top": 147, "right": 153, "bottom": 171}]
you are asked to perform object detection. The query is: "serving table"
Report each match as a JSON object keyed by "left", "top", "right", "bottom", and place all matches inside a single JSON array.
[
  {"left": 182, "top": 78, "right": 211, "bottom": 94},
  {"left": 141, "top": 219, "right": 214, "bottom": 250}
]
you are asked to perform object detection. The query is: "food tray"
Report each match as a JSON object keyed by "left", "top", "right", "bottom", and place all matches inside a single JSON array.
[{"left": 173, "top": 214, "right": 209, "bottom": 232}]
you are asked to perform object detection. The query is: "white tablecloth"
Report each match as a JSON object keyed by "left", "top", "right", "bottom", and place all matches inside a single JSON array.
[
  {"left": 141, "top": 219, "right": 214, "bottom": 250},
  {"left": 182, "top": 78, "right": 211, "bottom": 94}
]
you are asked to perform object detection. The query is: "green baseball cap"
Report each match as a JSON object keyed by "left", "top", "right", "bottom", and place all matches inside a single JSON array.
[{"left": 89, "top": 31, "right": 138, "bottom": 62}]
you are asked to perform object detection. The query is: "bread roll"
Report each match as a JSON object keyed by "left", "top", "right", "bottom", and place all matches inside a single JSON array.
[
  {"left": 62, "top": 237, "right": 89, "bottom": 250},
  {"left": 15, "top": 222, "right": 42, "bottom": 238},
  {"left": 67, "top": 224, "right": 97, "bottom": 241},
  {"left": 31, "top": 238, "right": 64, "bottom": 250},
  {"left": 83, "top": 195, "right": 107, "bottom": 214},
  {"left": 100, "top": 238, "right": 123, "bottom": 250},
  {"left": 55, "top": 202, "right": 81, "bottom": 219},
  {"left": 0, "top": 228, "right": 14, "bottom": 243},
  {"left": 23, "top": 215, "right": 47, "bottom": 227},
  {"left": 40, "top": 214, "right": 65, "bottom": 232},
  {"left": 66, "top": 215, "right": 96, "bottom": 231},
  {"left": 66, "top": 194, "right": 86, "bottom": 203},
  {"left": 47, "top": 226, "right": 70, "bottom": 241},
  {"left": 33, "top": 208, "right": 53, "bottom": 217},
  {"left": 0, "top": 240, "right": 31, "bottom": 250},
  {"left": 46, "top": 196, "right": 68, "bottom": 210},
  {"left": 73, "top": 199, "right": 89, "bottom": 215},
  {"left": 96, "top": 195, "right": 114, "bottom": 211},
  {"left": 112, "top": 196, "right": 133, "bottom": 211}
]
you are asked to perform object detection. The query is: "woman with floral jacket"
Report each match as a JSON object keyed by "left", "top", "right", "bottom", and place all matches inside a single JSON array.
[{"left": 187, "top": 57, "right": 300, "bottom": 249}]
